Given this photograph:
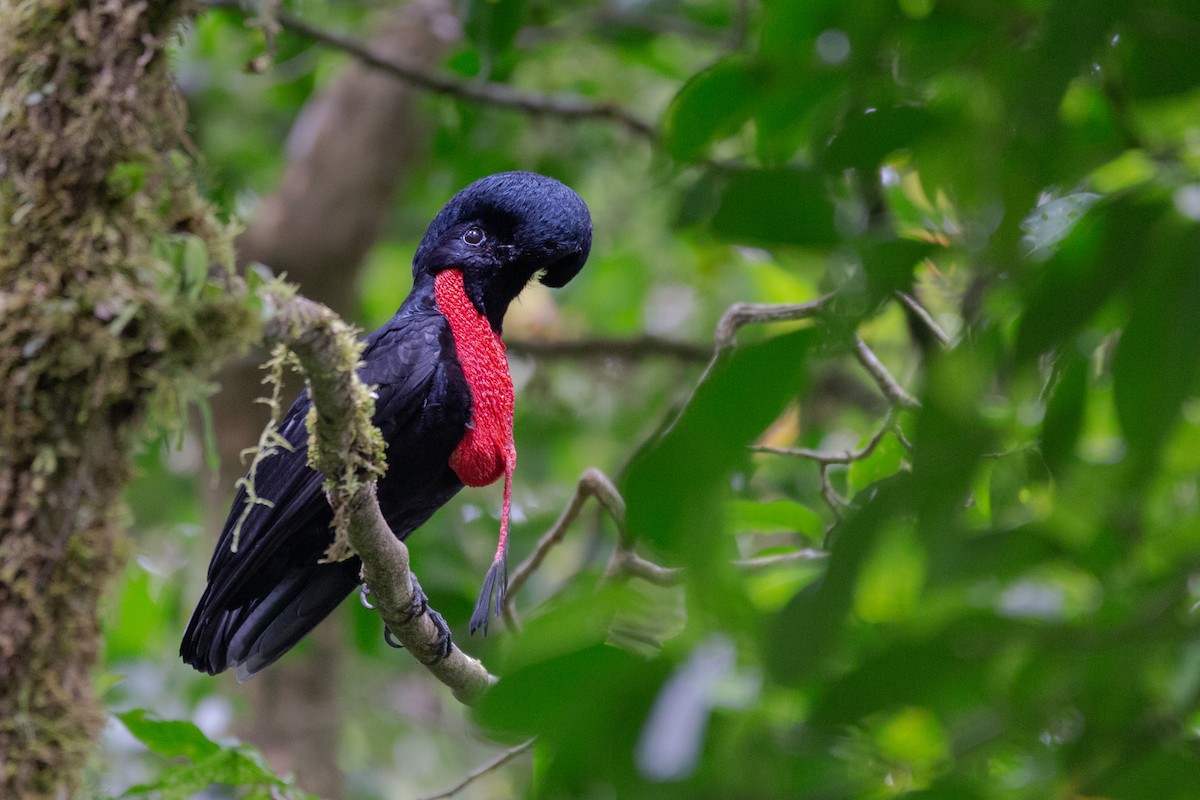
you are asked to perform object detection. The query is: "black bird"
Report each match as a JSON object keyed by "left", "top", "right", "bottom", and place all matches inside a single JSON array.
[{"left": 181, "top": 172, "right": 592, "bottom": 680}]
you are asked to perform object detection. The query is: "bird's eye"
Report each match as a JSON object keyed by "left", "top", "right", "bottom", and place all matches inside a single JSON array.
[{"left": 463, "top": 227, "right": 485, "bottom": 246}]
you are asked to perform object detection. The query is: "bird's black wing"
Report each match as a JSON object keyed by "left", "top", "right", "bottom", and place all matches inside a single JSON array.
[{"left": 181, "top": 302, "right": 470, "bottom": 678}]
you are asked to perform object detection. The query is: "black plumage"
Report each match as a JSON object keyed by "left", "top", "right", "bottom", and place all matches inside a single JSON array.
[{"left": 181, "top": 172, "right": 591, "bottom": 680}]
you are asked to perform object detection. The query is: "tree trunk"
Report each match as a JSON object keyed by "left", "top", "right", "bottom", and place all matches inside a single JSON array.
[{"left": 0, "top": 3, "right": 251, "bottom": 797}]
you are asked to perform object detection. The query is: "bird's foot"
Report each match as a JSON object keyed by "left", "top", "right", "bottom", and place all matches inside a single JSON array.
[
  {"left": 378, "top": 573, "right": 453, "bottom": 664},
  {"left": 396, "top": 571, "right": 430, "bottom": 624},
  {"left": 359, "top": 582, "right": 376, "bottom": 610},
  {"left": 422, "top": 607, "right": 454, "bottom": 665}
]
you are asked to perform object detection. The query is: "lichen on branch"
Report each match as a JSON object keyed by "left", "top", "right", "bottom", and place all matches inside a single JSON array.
[{"left": 257, "top": 289, "right": 386, "bottom": 562}]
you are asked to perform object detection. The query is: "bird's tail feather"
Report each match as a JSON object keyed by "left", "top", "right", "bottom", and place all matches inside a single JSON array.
[{"left": 181, "top": 560, "right": 359, "bottom": 680}]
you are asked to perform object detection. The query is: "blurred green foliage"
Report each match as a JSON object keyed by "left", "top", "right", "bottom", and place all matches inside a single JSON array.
[
  {"left": 103, "top": 0, "right": 1200, "bottom": 797},
  {"left": 111, "top": 710, "right": 315, "bottom": 800}
]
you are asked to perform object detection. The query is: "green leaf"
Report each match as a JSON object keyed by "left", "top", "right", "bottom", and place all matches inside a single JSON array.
[
  {"left": 1112, "top": 218, "right": 1200, "bottom": 474},
  {"left": 1041, "top": 348, "right": 1089, "bottom": 475},
  {"left": 708, "top": 169, "right": 838, "bottom": 247},
  {"left": 809, "top": 631, "right": 990, "bottom": 730},
  {"left": 107, "top": 161, "right": 148, "bottom": 198},
  {"left": 664, "top": 57, "right": 759, "bottom": 162},
  {"left": 116, "top": 712, "right": 308, "bottom": 799},
  {"left": 1008, "top": 0, "right": 1119, "bottom": 125},
  {"left": 765, "top": 475, "right": 910, "bottom": 683},
  {"left": 746, "top": 563, "right": 823, "bottom": 611},
  {"left": 1095, "top": 749, "right": 1200, "bottom": 799},
  {"left": 625, "top": 330, "right": 813, "bottom": 568},
  {"left": 117, "top": 710, "right": 221, "bottom": 762},
  {"left": 847, "top": 431, "right": 906, "bottom": 494},
  {"left": 180, "top": 234, "right": 209, "bottom": 299},
  {"left": 1020, "top": 192, "right": 1102, "bottom": 261},
  {"left": 121, "top": 748, "right": 289, "bottom": 800},
  {"left": 987, "top": 450, "right": 1049, "bottom": 530},
  {"left": 822, "top": 106, "right": 941, "bottom": 174},
  {"left": 853, "top": 521, "right": 925, "bottom": 625},
  {"left": 767, "top": 348, "right": 993, "bottom": 682},
  {"left": 726, "top": 499, "right": 823, "bottom": 541},
  {"left": 476, "top": 640, "right": 667, "bottom": 795},
  {"left": 1123, "top": 12, "right": 1200, "bottom": 100},
  {"left": 1016, "top": 193, "right": 1166, "bottom": 362},
  {"left": 624, "top": 330, "right": 812, "bottom": 631},
  {"left": 859, "top": 238, "right": 934, "bottom": 307},
  {"left": 464, "top": 0, "right": 525, "bottom": 74}
]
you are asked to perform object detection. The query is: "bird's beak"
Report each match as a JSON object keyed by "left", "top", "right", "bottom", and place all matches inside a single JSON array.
[{"left": 538, "top": 250, "right": 586, "bottom": 288}]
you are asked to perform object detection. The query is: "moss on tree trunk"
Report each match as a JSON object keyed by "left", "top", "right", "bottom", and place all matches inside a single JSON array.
[{"left": 0, "top": 2, "right": 253, "bottom": 796}]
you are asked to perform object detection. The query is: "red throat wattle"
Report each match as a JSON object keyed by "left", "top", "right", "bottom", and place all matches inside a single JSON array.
[{"left": 434, "top": 270, "right": 516, "bottom": 566}]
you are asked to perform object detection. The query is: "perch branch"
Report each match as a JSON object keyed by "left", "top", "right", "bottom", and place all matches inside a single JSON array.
[
  {"left": 261, "top": 289, "right": 495, "bottom": 704},
  {"left": 204, "top": 0, "right": 657, "bottom": 140}
]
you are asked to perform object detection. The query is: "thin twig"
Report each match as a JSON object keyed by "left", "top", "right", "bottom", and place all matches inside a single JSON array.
[
  {"left": 506, "top": 335, "right": 710, "bottom": 364},
  {"left": 418, "top": 738, "right": 537, "bottom": 800},
  {"left": 852, "top": 336, "right": 920, "bottom": 409},
  {"left": 502, "top": 468, "right": 681, "bottom": 626},
  {"left": 895, "top": 290, "right": 950, "bottom": 346},
  {"left": 752, "top": 411, "right": 903, "bottom": 520},
  {"left": 502, "top": 468, "right": 625, "bottom": 626},
  {"left": 733, "top": 550, "right": 828, "bottom": 571},
  {"left": 203, "top": 0, "right": 657, "bottom": 140},
  {"left": 751, "top": 411, "right": 897, "bottom": 465}
]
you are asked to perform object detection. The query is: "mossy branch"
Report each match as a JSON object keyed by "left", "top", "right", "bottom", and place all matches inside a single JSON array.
[{"left": 259, "top": 290, "right": 496, "bottom": 704}]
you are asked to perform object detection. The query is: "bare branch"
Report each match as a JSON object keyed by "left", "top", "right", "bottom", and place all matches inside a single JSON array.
[
  {"left": 501, "top": 468, "right": 685, "bottom": 626},
  {"left": 895, "top": 290, "right": 950, "bottom": 347},
  {"left": 606, "top": 549, "right": 682, "bottom": 585},
  {"left": 733, "top": 550, "right": 828, "bottom": 571},
  {"left": 714, "top": 295, "right": 833, "bottom": 351},
  {"left": 418, "top": 738, "right": 536, "bottom": 800},
  {"left": 752, "top": 409, "right": 907, "bottom": 522},
  {"left": 262, "top": 290, "right": 495, "bottom": 704},
  {"left": 503, "top": 468, "right": 625, "bottom": 618},
  {"left": 852, "top": 336, "right": 920, "bottom": 409},
  {"left": 506, "top": 335, "right": 711, "bottom": 364},
  {"left": 817, "top": 463, "right": 847, "bottom": 519},
  {"left": 203, "top": 0, "right": 657, "bottom": 140},
  {"left": 709, "top": 296, "right": 920, "bottom": 412}
]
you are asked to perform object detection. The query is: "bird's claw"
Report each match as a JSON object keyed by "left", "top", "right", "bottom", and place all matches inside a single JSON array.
[
  {"left": 378, "top": 573, "right": 454, "bottom": 664},
  {"left": 359, "top": 582, "right": 375, "bottom": 610},
  {"left": 422, "top": 608, "right": 454, "bottom": 666},
  {"left": 396, "top": 572, "right": 429, "bottom": 624}
]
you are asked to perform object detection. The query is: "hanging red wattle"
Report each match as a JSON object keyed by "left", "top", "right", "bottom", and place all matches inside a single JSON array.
[{"left": 434, "top": 269, "right": 516, "bottom": 562}]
